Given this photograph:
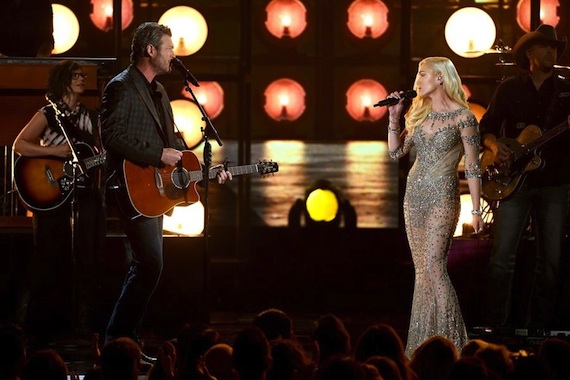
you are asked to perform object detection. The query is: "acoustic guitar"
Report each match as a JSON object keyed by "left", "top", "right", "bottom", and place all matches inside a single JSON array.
[
  {"left": 480, "top": 121, "right": 568, "bottom": 202},
  {"left": 123, "top": 150, "right": 279, "bottom": 218},
  {"left": 13, "top": 142, "right": 106, "bottom": 212}
]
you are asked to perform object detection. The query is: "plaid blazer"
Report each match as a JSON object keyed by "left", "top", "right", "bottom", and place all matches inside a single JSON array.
[{"left": 101, "top": 65, "right": 183, "bottom": 176}]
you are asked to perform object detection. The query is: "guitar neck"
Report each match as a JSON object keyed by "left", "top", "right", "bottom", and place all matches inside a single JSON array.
[
  {"left": 526, "top": 121, "right": 569, "bottom": 151},
  {"left": 226, "top": 164, "right": 263, "bottom": 177},
  {"left": 188, "top": 164, "right": 262, "bottom": 182}
]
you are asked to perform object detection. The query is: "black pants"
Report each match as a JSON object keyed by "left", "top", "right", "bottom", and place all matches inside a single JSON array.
[{"left": 25, "top": 189, "right": 105, "bottom": 342}]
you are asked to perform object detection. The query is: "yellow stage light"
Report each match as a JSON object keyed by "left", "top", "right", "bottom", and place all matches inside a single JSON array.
[{"left": 306, "top": 189, "right": 339, "bottom": 223}]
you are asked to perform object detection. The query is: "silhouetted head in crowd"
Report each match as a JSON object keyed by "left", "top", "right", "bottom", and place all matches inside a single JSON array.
[
  {"left": 0, "top": 324, "right": 26, "bottom": 380},
  {"left": 233, "top": 327, "right": 272, "bottom": 380},
  {"left": 253, "top": 308, "right": 294, "bottom": 341},
  {"left": 539, "top": 337, "right": 570, "bottom": 380},
  {"left": 100, "top": 337, "right": 141, "bottom": 380},
  {"left": 447, "top": 356, "right": 487, "bottom": 380},
  {"left": 268, "top": 339, "right": 312, "bottom": 380},
  {"left": 176, "top": 322, "right": 221, "bottom": 379},
  {"left": 353, "top": 324, "right": 412, "bottom": 379},
  {"left": 315, "top": 355, "right": 367, "bottom": 380},
  {"left": 25, "top": 349, "right": 68, "bottom": 380},
  {"left": 473, "top": 342, "right": 513, "bottom": 380},
  {"left": 408, "top": 335, "right": 457, "bottom": 380},
  {"left": 84, "top": 366, "right": 103, "bottom": 380},
  {"left": 312, "top": 314, "right": 351, "bottom": 363},
  {"left": 512, "top": 355, "right": 546, "bottom": 380},
  {"left": 460, "top": 339, "right": 491, "bottom": 358},
  {"left": 204, "top": 343, "right": 236, "bottom": 380},
  {"left": 364, "top": 356, "right": 403, "bottom": 380},
  {"left": 361, "top": 363, "right": 383, "bottom": 380}
]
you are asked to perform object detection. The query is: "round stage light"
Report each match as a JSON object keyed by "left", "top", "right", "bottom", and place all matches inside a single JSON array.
[
  {"left": 159, "top": 6, "right": 208, "bottom": 56},
  {"left": 51, "top": 4, "right": 80, "bottom": 55},
  {"left": 347, "top": 0, "right": 390, "bottom": 39},
  {"left": 306, "top": 188, "right": 339, "bottom": 223},
  {"left": 445, "top": 7, "right": 496, "bottom": 58},
  {"left": 265, "top": 0, "right": 307, "bottom": 38},
  {"left": 170, "top": 99, "right": 206, "bottom": 149}
]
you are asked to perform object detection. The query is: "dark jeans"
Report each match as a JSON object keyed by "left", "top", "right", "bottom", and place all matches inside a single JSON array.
[
  {"left": 484, "top": 184, "right": 569, "bottom": 328},
  {"left": 105, "top": 214, "right": 164, "bottom": 342}
]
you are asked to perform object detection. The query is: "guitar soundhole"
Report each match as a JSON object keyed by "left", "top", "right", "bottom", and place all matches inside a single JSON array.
[{"left": 171, "top": 167, "right": 190, "bottom": 189}]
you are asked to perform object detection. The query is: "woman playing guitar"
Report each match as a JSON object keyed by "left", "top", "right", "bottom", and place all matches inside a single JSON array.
[{"left": 13, "top": 59, "right": 105, "bottom": 343}]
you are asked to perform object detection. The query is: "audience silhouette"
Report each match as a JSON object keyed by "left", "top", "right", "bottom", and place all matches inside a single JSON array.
[
  {"left": 24, "top": 349, "right": 69, "bottom": 380},
  {"left": 268, "top": 339, "right": 312, "bottom": 380},
  {"left": 472, "top": 342, "right": 514, "bottom": 380},
  {"left": 364, "top": 356, "right": 403, "bottom": 380},
  {"left": 100, "top": 337, "right": 141, "bottom": 380},
  {"left": 408, "top": 336, "right": 457, "bottom": 380},
  {"left": 204, "top": 343, "right": 236, "bottom": 380},
  {"left": 314, "top": 355, "right": 368, "bottom": 380},
  {"left": 538, "top": 337, "right": 570, "bottom": 380},
  {"left": 233, "top": 327, "right": 272, "bottom": 380},
  {"left": 0, "top": 324, "right": 26, "bottom": 380},
  {"left": 175, "top": 322, "right": 221, "bottom": 380},
  {"left": 447, "top": 356, "right": 487, "bottom": 380},
  {"left": 353, "top": 324, "right": 415, "bottom": 380},
  {"left": 511, "top": 355, "right": 546, "bottom": 380},
  {"left": 253, "top": 309, "right": 294, "bottom": 342},
  {"left": 311, "top": 314, "right": 351, "bottom": 365},
  {"left": 4, "top": 309, "right": 570, "bottom": 380}
]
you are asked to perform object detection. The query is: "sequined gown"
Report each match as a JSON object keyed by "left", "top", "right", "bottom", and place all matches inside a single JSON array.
[{"left": 389, "top": 107, "right": 480, "bottom": 357}]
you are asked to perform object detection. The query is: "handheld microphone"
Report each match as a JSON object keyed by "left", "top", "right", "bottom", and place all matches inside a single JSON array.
[
  {"left": 373, "top": 90, "right": 417, "bottom": 107},
  {"left": 171, "top": 57, "right": 200, "bottom": 87}
]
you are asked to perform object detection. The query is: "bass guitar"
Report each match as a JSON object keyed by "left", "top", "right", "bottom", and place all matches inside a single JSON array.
[
  {"left": 14, "top": 142, "right": 107, "bottom": 212},
  {"left": 480, "top": 121, "right": 569, "bottom": 201},
  {"left": 123, "top": 150, "right": 279, "bottom": 218}
]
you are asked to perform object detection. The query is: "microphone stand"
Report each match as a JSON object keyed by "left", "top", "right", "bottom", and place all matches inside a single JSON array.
[
  {"left": 47, "top": 98, "right": 86, "bottom": 342},
  {"left": 180, "top": 76, "right": 223, "bottom": 323}
]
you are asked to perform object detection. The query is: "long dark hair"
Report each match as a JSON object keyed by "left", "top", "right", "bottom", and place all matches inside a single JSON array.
[{"left": 46, "top": 60, "right": 81, "bottom": 101}]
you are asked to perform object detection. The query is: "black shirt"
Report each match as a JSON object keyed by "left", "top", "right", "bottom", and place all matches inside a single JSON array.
[{"left": 479, "top": 72, "right": 570, "bottom": 187}]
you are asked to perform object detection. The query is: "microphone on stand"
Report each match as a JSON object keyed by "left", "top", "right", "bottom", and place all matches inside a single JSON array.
[
  {"left": 373, "top": 90, "right": 417, "bottom": 107},
  {"left": 171, "top": 57, "right": 200, "bottom": 87}
]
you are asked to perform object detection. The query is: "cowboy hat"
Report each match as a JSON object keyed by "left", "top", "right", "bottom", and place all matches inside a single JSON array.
[{"left": 512, "top": 24, "right": 567, "bottom": 69}]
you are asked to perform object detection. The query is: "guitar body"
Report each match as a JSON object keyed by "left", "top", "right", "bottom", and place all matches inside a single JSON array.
[
  {"left": 123, "top": 151, "right": 201, "bottom": 218},
  {"left": 14, "top": 142, "right": 99, "bottom": 212},
  {"left": 123, "top": 151, "right": 279, "bottom": 218},
  {"left": 481, "top": 125, "right": 544, "bottom": 202}
]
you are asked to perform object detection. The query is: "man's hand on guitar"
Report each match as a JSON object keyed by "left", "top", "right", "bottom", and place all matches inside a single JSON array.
[
  {"left": 490, "top": 141, "right": 511, "bottom": 164},
  {"left": 161, "top": 148, "right": 183, "bottom": 166},
  {"left": 210, "top": 163, "right": 233, "bottom": 184}
]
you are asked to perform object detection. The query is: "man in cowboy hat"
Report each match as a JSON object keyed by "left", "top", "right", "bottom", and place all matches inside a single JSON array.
[{"left": 479, "top": 24, "right": 570, "bottom": 332}]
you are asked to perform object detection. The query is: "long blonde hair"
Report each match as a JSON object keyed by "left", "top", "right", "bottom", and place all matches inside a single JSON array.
[{"left": 405, "top": 57, "right": 469, "bottom": 130}]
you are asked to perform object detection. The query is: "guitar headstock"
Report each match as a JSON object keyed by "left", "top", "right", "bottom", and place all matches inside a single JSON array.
[{"left": 256, "top": 160, "right": 279, "bottom": 175}]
